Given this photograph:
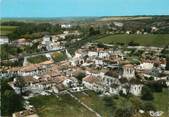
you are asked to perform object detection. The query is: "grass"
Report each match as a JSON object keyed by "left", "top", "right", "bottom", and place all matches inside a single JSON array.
[
  {"left": 0, "top": 26, "right": 17, "bottom": 35},
  {"left": 52, "top": 52, "right": 67, "bottom": 62},
  {"left": 28, "top": 90, "right": 169, "bottom": 117},
  {"left": 73, "top": 91, "right": 111, "bottom": 116},
  {"left": 75, "top": 90, "right": 169, "bottom": 117},
  {"left": 29, "top": 94, "right": 96, "bottom": 117},
  {"left": 27, "top": 55, "right": 49, "bottom": 64},
  {"left": 153, "top": 88, "right": 169, "bottom": 117},
  {"left": 96, "top": 34, "right": 169, "bottom": 47}
]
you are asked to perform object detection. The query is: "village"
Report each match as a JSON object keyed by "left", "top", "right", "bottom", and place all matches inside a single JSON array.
[{"left": 1, "top": 38, "right": 169, "bottom": 117}]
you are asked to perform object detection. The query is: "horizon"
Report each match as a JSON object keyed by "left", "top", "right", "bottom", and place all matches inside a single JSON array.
[
  {"left": 1, "top": 0, "right": 169, "bottom": 18},
  {"left": 1, "top": 15, "right": 169, "bottom": 19}
]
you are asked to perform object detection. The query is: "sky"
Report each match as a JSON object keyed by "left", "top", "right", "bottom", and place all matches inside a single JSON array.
[{"left": 1, "top": 0, "right": 169, "bottom": 18}]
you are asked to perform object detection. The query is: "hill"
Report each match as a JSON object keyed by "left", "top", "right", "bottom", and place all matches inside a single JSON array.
[{"left": 96, "top": 34, "right": 169, "bottom": 47}]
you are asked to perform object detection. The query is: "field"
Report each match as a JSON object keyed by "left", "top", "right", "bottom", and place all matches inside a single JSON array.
[
  {"left": 73, "top": 91, "right": 131, "bottom": 117},
  {"left": 27, "top": 55, "right": 49, "bottom": 64},
  {"left": 153, "top": 88, "right": 169, "bottom": 117},
  {"left": 0, "top": 26, "right": 17, "bottom": 35},
  {"left": 29, "top": 89, "right": 169, "bottom": 117},
  {"left": 29, "top": 94, "right": 96, "bottom": 117},
  {"left": 74, "top": 90, "right": 169, "bottom": 117},
  {"left": 96, "top": 34, "right": 169, "bottom": 47}
]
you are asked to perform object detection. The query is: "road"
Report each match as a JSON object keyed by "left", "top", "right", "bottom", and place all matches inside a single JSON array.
[{"left": 0, "top": 48, "right": 65, "bottom": 62}]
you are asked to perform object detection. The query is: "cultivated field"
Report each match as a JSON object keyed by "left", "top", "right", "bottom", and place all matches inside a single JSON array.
[
  {"left": 153, "top": 89, "right": 169, "bottom": 117},
  {"left": 0, "top": 26, "right": 17, "bottom": 35},
  {"left": 29, "top": 94, "right": 96, "bottom": 117},
  {"left": 96, "top": 34, "right": 169, "bottom": 47},
  {"left": 29, "top": 89, "right": 169, "bottom": 117}
]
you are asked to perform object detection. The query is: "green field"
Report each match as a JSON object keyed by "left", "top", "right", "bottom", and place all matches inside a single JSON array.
[
  {"left": 75, "top": 90, "right": 169, "bottom": 117},
  {"left": 29, "top": 94, "right": 96, "bottom": 117},
  {"left": 29, "top": 90, "right": 169, "bottom": 117},
  {"left": 96, "top": 34, "right": 169, "bottom": 47},
  {"left": 153, "top": 88, "right": 169, "bottom": 117},
  {"left": 0, "top": 26, "right": 17, "bottom": 35},
  {"left": 74, "top": 91, "right": 134, "bottom": 117},
  {"left": 27, "top": 55, "right": 49, "bottom": 64}
]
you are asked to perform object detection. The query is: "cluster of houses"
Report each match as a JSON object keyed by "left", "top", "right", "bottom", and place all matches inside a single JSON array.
[
  {"left": 1, "top": 41, "right": 169, "bottom": 117},
  {"left": 68, "top": 43, "right": 169, "bottom": 96},
  {"left": 1, "top": 42, "right": 168, "bottom": 97},
  {"left": 40, "top": 30, "right": 80, "bottom": 51},
  {"left": 2, "top": 60, "right": 79, "bottom": 96}
]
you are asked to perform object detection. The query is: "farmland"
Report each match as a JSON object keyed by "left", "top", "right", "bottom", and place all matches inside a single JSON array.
[
  {"left": 29, "top": 94, "right": 96, "bottom": 117},
  {"left": 96, "top": 34, "right": 169, "bottom": 47},
  {"left": 0, "top": 26, "right": 17, "bottom": 36}
]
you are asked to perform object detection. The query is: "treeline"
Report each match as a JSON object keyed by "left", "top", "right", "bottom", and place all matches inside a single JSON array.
[
  {"left": 1, "top": 78, "right": 24, "bottom": 116},
  {"left": 5, "top": 22, "right": 62, "bottom": 40},
  {"left": 1, "top": 21, "right": 26, "bottom": 26},
  {"left": 66, "top": 34, "right": 108, "bottom": 55}
]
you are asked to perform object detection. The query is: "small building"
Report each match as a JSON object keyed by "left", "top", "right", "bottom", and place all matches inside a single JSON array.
[
  {"left": 61, "top": 24, "right": 72, "bottom": 28},
  {"left": 130, "top": 83, "right": 143, "bottom": 96},
  {"left": 122, "top": 64, "right": 135, "bottom": 80},
  {"left": 82, "top": 75, "right": 104, "bottom": 92},
  {"left": 13, "top": 38, "right": 32, "bottom": 47},
  {"left": 12, "top": 107, "right": 39, "bottom": 117},
  {"left": 0, "top": 36, "right": 9, "bottom": 45}
]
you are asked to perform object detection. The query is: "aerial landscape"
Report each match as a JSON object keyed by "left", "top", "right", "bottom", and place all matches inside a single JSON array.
[{"left": 0, "top": 0, "right": 169, "bottom": 117}]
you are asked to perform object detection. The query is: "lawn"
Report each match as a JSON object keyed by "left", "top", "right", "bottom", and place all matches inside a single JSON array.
[
  {"left": 27, "top": 55, "right": 49, "bottom": 64},
  {"left": 0, "top": 26, "right": 17, "bottom": 35},
  {"left": 29, "top": 94, "right": 96, "bottom": 117},
  {"left": 153, "top": 88, "right": 169, "bottom": 117},
  {"left": 96, "top": 34, "right": 169, "bottom": 47}
]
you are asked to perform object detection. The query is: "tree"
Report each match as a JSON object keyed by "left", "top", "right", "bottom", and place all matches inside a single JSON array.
[
  {"left": 89, "top": 27, "right": 100, "bottom": 36},
  {"left": 130, "top": 97, "right": 144, "bottom": 112},
  {"left": 75, "top": 72, "right": 86, "bottom": 84},
  {"left": 103, "top": 96, "right": 117, "bottom": 117},
  {"left": 103, "top": 96, "right": 113, "bottom": 107},
  {"left": 14, "top": 77, "right": 26, "bottom": 95},
  {"left": 166, "top": 56, "right": 169, "bottom": 70},
  {"left": 115, "top": 108, "right": 133, "bottom": 117},
  {"left": 1, "top": 79, "right": 23, "bottom": 116},
  {"left": 143, "top": 102, "right": 156, "bottom": 111},
  {"left": 141, "top": 86, "right": 154, "bottom": 100}
]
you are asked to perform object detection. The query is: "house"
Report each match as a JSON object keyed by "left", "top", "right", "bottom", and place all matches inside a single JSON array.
[
  {"left": 0, "top": 36, "right": 9, "bottom": 45},
  {"left": 109, "top": 84, "right": 121, "bottom": 95},
  {"left": 61, "top": 24, "right": 72, "bottom": 28},
  {"left": 98, "top": 51, "right": 110, "bottom": 58},
  {"left": 88, "top": 51, "right": 98, "bottom": 58},
  {"left": 5, "top": 60, "right": 54, "bottom": 77},
  {"left": 136, "top": 30, "right": 142, "bottom": 35},
  {"left": 12, "top": 107, "right": 39, "bottom": 117},
  {"left": 139, "top": 60, "right": 154, "bottom": 70},
  {"left": 151, "top": 26, "right": 158, "bottom": 32},
  {"left": 166, "top": 77, "right": 169, "bottom": 86},
  {"left": 126, "top": 31, "right": 132, "bottom": 34},
  {"left": 122, "top": 64, "right": 135, "bottom": 80},
  {"left": 13, "top": 38, "right": 32, "bottom": 47},
  {"left": 82, "top": 75, "right": 104, "bottom": 92},
  {"left": 18, "top": 64, "right": 46, "bottom": 76},
  {"left": 42, "top": 35, "right": 51, "bottom": 44},
  {"left": 11, "top": 73, "right": 70, "bottom": 94},
  {"left": 42, "top": 35, "right": 53, "bottom": 51},
  {"left": 113, "top": 22, "right": 123, "bottom": 27},
  {"left": 129, "top": 79, "right": 143, "bottom": 96},
  {"left": 95, "top": 59, "right": 104, "bottom": 66}
]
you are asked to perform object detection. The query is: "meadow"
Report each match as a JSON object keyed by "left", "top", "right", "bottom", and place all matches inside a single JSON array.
[
  {"left": 0, "top": 26, "right": 17, "bottom": 35},
  {"left": 96, "top": 34, "right": 169, "bottom": 47}
]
